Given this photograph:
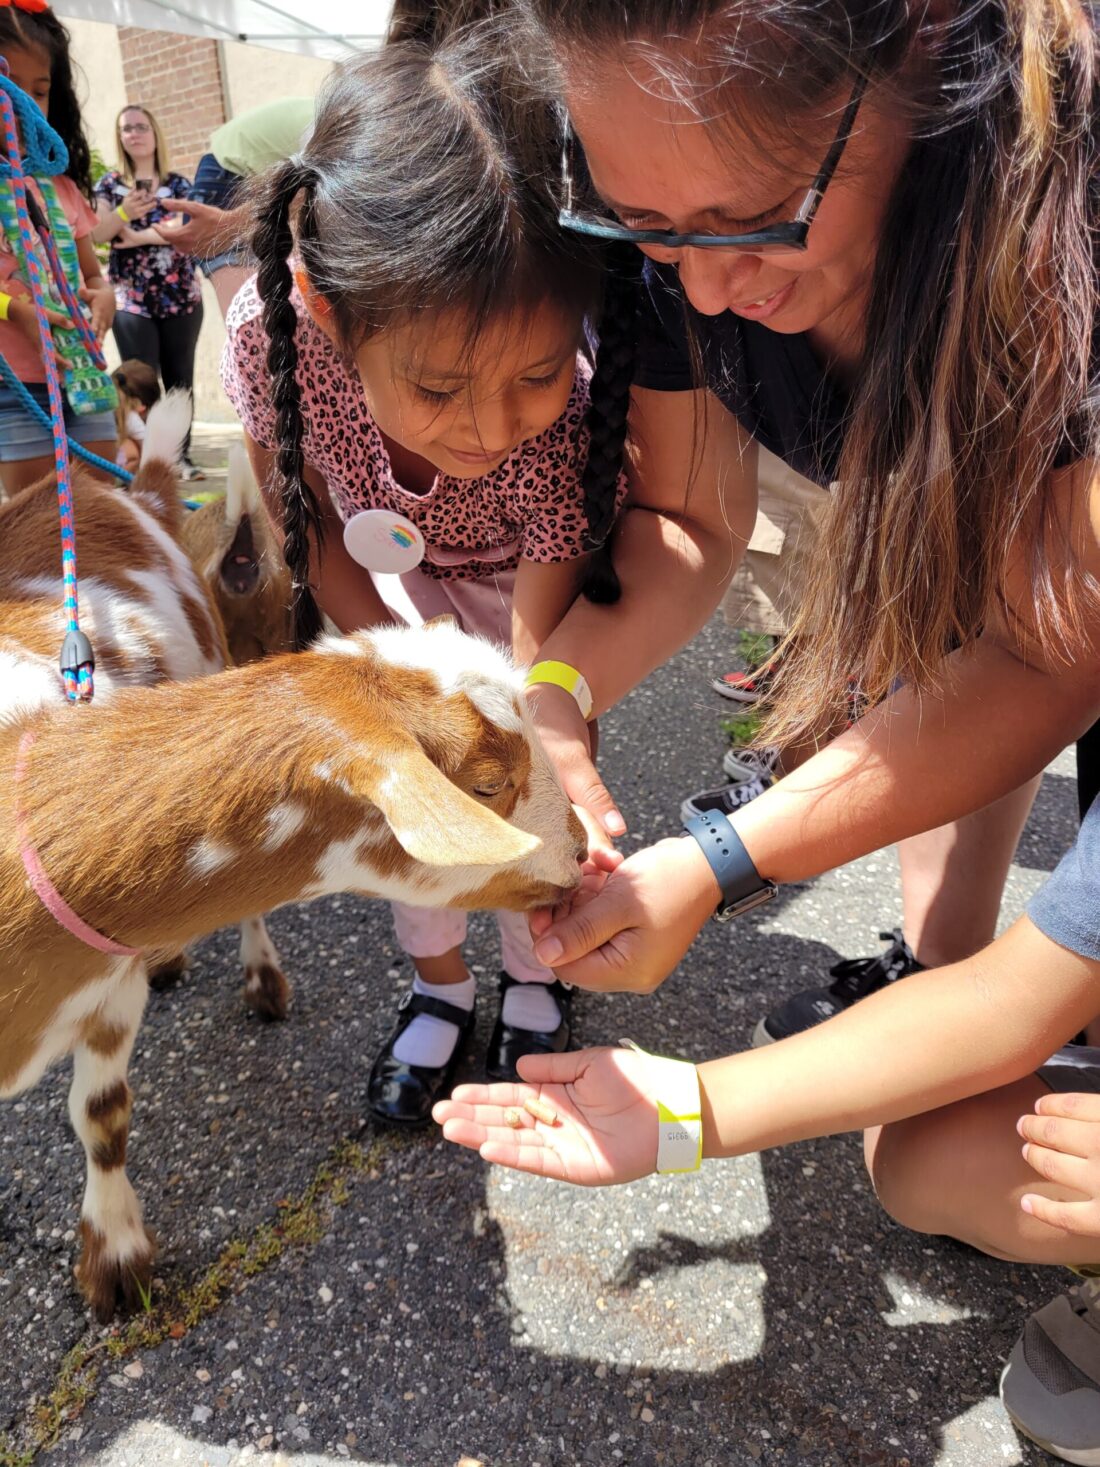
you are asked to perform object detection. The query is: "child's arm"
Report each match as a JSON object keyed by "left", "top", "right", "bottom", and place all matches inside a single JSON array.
[
  {"left": 435, "top": 915, "right": 1100, "bottom": 1184},
  {"left": 244, "top": 433, "right": 399, "bottom": 632},
  {"left": 92, "top": 188, "right": 157, "bottom": 243},
  {"left": 526, "top": 387, "right": 756, "bottom": 836},
  {"left": 75, "top": 236, "right": 114, "bottom": 341},
  {"left": 511, "top": 557, "right": 585, "bottom": 667}
]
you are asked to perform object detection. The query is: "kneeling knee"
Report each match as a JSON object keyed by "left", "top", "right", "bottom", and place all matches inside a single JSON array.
[{"left": 864, "top": 1119, "right": 947, "bottom": 1235}]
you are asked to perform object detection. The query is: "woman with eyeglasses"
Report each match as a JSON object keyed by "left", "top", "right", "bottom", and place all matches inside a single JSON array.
[
  {"left": 433, "top": 2, "right": 1100, "bottom": 1455},
  {"left": 93, "top": 105, "right": 205, "bottom": 479}
]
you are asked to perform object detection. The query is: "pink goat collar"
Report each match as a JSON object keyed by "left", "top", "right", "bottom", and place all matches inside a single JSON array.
[{"left": 14, "top": 729, "right": 141, "bottom": 957}]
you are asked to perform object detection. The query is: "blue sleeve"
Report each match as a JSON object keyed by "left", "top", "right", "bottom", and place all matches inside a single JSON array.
[{"left": 1028, "top": 793, "right": 1100, "bottom": 960}]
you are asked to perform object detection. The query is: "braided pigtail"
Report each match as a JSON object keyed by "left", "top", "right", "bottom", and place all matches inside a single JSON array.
[
  {"left": 252, "top": 159, "right": 325, "bottom": 651},
  {"left": 581, "top": 243, "right": 641, "bottom": 604}
]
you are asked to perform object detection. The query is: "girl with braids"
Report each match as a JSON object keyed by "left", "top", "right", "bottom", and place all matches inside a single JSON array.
[
  {"left": 220, "top": 31, "right": 632, "bottom": 1126},
  {"left": 0, "top": 0, "right": 116, "bottom": 495},
  {"left": 430, "top": 2, "right": 1100, "bottom": 1453}
]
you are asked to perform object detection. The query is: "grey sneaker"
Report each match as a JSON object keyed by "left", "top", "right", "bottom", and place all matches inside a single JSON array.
[
  {"left": 722, "top": 744, "right": 780, "bottom": 783},
  {"left": 1001, "top": 1278, "right": 1100, "bottom": 1464}
]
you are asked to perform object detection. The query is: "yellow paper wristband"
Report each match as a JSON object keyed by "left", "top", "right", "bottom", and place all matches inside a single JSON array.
[
  {"left": 116, "top": 204, "right": 130, "bottom": 223},
  {"left": 524, "top": 659, "right": 593, "bottom": 720},
  {"left": 0, "top": 292, "right": 11, "bottom": 322},
  {"left": 621, "top": 1038, "right": 703, "bottom": 1174}
]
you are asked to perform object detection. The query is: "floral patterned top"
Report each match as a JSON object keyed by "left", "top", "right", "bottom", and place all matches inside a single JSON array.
[
  {"left": 94, "top": 171, "right": 202, "bottom": 319},
  {"left": 221, "top": 275, "right": 628, "bottom": 583}
]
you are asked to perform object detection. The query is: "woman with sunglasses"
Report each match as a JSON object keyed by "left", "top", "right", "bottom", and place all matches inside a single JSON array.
[
  {"left": 437, "top": 3, "right": 1100, "bottom": 1454},
  {"left": 516, "top": 0, "right": 1100, "bottom": 1050}
]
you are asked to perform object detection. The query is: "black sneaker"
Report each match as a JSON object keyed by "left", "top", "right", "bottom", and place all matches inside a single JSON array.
[
  {"left": 679, "top": 772, "right": 775, "bottom": 826},
  {"left": 752, "top": 928, "right": 924, "bottom": 1047}
]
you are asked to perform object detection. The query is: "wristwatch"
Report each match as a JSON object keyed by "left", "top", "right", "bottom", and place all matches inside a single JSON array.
[{"left": 682, "top": 810, "right": 778, "bottom": 923}]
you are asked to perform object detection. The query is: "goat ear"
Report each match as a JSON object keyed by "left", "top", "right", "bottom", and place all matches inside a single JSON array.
[{"left": 352, "top": 744, "right": 540, "bottom": 869}]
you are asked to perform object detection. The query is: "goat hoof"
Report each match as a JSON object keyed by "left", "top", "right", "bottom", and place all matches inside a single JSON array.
[
  {"left": 148, "top": 954, "right": 189, "bottom": 993},
  {"left": 243, "top": 964, "right": 291, "bottom": 1023},
  {"left": 75, "top": 1220, "right": 157, "bottom": 1321}
]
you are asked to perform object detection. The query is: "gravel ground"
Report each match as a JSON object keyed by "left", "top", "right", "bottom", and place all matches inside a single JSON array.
[{"left": 0, "top": 564, "right": 1082, "bottom": 1467}]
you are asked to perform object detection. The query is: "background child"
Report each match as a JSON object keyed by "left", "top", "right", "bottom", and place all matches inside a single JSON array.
[
  {"left": 0, "top": 2, "right": 116, "bottom": 497},
  {"left": 112, "top": 357, "right": 159, "bottom": 473},
  {"left": 222, "top": 29, "right": 632, "bottom": 1126}
]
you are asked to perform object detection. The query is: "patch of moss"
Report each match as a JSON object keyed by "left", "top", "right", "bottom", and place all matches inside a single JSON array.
[{"left": 3, "top": 1130, "right": 394, "bottom": 1462}]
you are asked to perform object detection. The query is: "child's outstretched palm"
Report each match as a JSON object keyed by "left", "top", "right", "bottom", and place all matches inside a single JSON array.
[{"left": 434, "top": 1047, "right": 658, "bottom": 1186}]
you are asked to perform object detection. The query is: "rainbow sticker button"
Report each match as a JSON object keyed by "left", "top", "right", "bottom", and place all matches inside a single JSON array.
[{"left": 343, "top": 509, "right": 426, "bottom": 575}]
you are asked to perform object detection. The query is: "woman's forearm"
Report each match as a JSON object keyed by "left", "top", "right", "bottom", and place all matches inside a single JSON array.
[
  {"left": 91, "top": 205, "right": 125, "bottom": 244},
  {"left": 733, "top": 636, "right": 1100, "bottom": 886},
  {"left": 699, "top": 918, "right": 1099, "bottom": 1159},
  {"left": 536, "top": 506, "right": 733, "bottom": 715}
]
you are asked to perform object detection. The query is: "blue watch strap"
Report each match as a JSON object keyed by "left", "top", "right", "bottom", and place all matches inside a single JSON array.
[{"left": 683, "top": 811, "right": 777, "bottom": 923}]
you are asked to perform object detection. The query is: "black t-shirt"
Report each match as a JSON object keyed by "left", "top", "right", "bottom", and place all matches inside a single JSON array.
[
  {"left": 634, "top": 260, "right": 850, "bottom": 487},
  {"left": 634, "top": 258, "right": 1098, "bottom": 484}
]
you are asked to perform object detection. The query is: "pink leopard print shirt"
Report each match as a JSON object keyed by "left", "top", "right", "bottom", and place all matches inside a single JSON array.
[{"left": 221, "top": 277, "right": 627, "bottom": 582}]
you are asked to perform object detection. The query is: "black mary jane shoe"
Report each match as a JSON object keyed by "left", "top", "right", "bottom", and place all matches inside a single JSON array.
[
  {"left": 367, "top": 990, "right": 476, "bottom": 1127},
  {"left": 485, "top": 973, "right": 573, "bottom": 1084}
]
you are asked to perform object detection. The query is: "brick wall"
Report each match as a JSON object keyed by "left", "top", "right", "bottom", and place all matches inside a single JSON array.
[{"left": 117, "top": 29, "right": 227, "bottom": 179}]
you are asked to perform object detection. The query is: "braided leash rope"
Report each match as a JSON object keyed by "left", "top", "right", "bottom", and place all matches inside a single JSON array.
[{"left": 0, "top": 65, "right": 103, "bottom": 699}]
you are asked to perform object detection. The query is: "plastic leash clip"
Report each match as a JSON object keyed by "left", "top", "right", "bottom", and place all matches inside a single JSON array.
[
  {"left": 59, "top": 628, "right": 95, "bottom": 700},
  {"left": 620, "top": 1038, "right": 703, "bottom": 1174},
  {"left": 524, "top": 659, "right": 594, "bottom": 720}
]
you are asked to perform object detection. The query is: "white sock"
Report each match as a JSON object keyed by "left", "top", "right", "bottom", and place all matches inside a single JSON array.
[
  {"left": 391, "top": 974, "right": 476, "bottom": 1068},
  {"left": 501, "top": 980, "right": 561, "bottom": 1033}
]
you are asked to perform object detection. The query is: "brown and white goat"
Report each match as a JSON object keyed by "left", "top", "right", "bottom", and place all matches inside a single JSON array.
[
  {"left": 0, "top": 403, "right": 584, "bottom": 1319},
  {"left": 179, "top": 441, "right": 293, "bottom": 669},
  {"left": 168, "top": 440, "right": 296, "bottom": 1019}
]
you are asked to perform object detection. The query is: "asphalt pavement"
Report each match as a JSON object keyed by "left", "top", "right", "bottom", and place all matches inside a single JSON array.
[{"left": 0, "top": 607, "right": 1081, "bottom": 1467}]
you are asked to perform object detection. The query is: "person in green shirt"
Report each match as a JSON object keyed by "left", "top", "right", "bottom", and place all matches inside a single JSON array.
[{"left": 153, "top": 97, "right": 314, "bottom": 314}]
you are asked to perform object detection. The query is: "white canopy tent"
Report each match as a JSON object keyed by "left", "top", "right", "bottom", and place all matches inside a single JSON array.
[{"left": 57, "top": 0, "right": 393, "bottom": 60}]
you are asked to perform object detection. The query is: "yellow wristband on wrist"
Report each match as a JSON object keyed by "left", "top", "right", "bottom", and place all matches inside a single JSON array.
[
  {"left": 0, "top": 292, "right": 11, "bottom": 322},
  {"left": 621, "top": 1038, "right": 703, "bottom": 1174},
  {"left": 525, "top": 659, "right": 594, "bottom": 720},
  {"left": 116, "top": 204, "right": 130, "bottom": 223}
]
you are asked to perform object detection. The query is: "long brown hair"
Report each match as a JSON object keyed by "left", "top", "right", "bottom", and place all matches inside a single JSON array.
[{"left": 520, "top": 0, "right": 1100, "bottom": 742}]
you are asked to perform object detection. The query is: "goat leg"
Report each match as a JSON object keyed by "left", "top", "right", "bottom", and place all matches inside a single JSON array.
[
  {"left": 70, "top": 965, "right": 156, "bottom": 1320},
  {"left": 239, "top": 916, "right": 291, "bottom": 1022}
]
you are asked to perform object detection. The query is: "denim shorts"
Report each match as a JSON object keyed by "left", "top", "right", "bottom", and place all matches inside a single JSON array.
[
  {"left": 0, "top": 380, "right": 117, "bottom": 463},
  {"left": 188, "top": 154, "right": 248, "bottom": 277},
  {"left": 1039, "top": 1044, "right": 1100, "bottom": 1095}
]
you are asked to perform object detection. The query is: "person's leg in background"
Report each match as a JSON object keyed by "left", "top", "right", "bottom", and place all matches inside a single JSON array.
[
  {"left": 110, "top": 309, "right": 160, "bottom": 380},
  {"left": 0, "top": 383, "right": 117, "bottom": 495},
  {"left": 155, "top": 305, "right": 204, "bottom": 470},
  {"left": 898, "top": 779, "right": 1042, "bottom": 968}
]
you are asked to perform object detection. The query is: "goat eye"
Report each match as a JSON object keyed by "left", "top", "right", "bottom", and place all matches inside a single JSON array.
[{"left": 473, "top": 780, "right": 507, "bottom": 798}]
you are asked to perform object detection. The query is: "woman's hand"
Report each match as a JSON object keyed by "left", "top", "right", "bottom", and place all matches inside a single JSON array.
[
  {"left": 434, "top": 1047, "right": 659, "bottom": 1185},
  {"left": 6, "top": 295, "right": 73, "bottom": 369},
  {"left": 1019, "top": 1092, "right": 1100, "bottom": 1235},
  {"left": 529, "top": 835, "right": 719, "bottom": 992},
  {"left": 153, "top": 196, "right": 244, "bottom": 255},
  {"left": 79, "top": 280, "right": 115, "bottom": 341},
  {"left": 526, "top": 682, "right": 626, "bottom": 842},
  {"left": 120, "top": 187, "right": 158, "bottom": 220}
]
